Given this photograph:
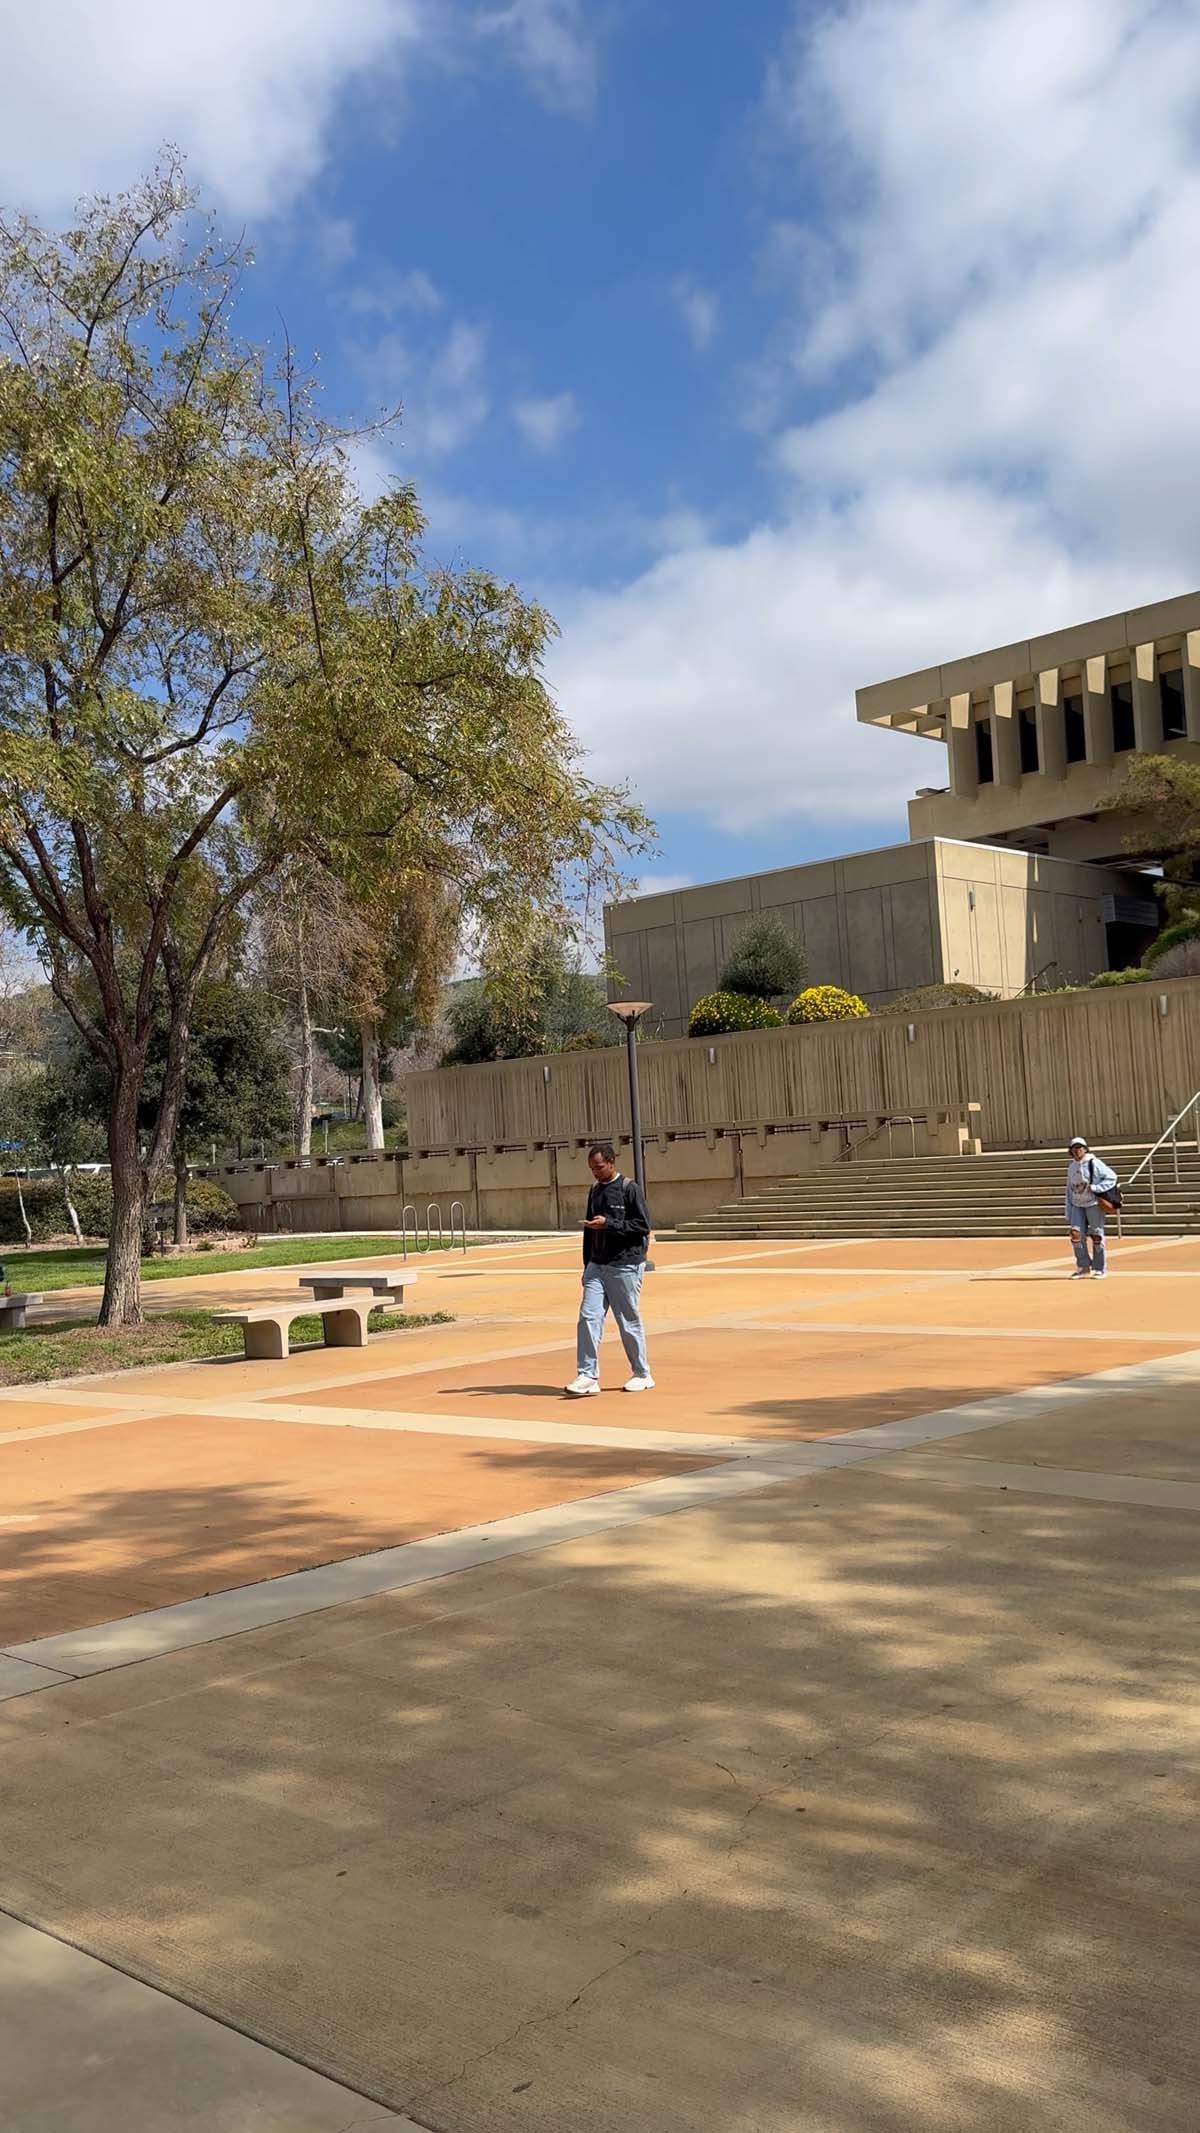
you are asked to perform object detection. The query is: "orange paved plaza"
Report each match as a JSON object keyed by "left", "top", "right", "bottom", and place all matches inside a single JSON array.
[{"left": 2, "top": 1229, "right": 1198, "bottom": 2133}]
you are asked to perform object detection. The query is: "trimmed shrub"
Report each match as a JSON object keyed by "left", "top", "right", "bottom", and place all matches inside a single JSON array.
[
  {"left": 1089, "top": 966, "right": 1151, "bottom": 987},
  {"left": 1152, "top": 938, "right": 1200, "bottom": 980},
  {"left": 878, "top": 982, "right": 993, "bottom": 1016},
  {"left": 688, "top": 991, "right": 784, "bottom": 1037},
  {"left": 148, "top": 1176, "right": 241, "bottom": 1235},
  {"left": 69, "top": 1174, "right": 114, "bottom": 1238},
  {"left": 719, "top": 914, "right": 807, "bottom": 1002},
  {"left": 1144, "top": 913, "right": 1200, "bottom": 966},
  {"left": 786, "top": 985, "right": 869, "bottom": 1023},
  {"left": 0, "top": 1177, "right": 68, "bottom": 1246}
]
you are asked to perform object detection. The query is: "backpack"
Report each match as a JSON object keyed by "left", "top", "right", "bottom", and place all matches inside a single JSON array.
[{"left": 1090, "top": 1157, "right": 1122, "bottom": 1212}]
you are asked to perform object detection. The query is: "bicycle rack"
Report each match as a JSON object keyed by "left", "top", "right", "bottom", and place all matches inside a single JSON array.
[
  {"left": 400, "top": 1203, "right": 420, "bottom": 1258},
  {"left": 449, "top": 1200, "right": 467, "bottom": 1253},
  {"left": 425, "top": 1201, "right": 446, "bottom": 1251}
]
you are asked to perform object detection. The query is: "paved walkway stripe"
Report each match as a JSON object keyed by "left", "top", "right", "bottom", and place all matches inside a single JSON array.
[{"left": 5, "top": 1341, "right": 1197, "bottom": 1698}]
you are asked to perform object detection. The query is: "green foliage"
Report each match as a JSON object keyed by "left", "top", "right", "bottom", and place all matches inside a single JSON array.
[
  {"left": 0, "top": 1177, "right": 65, "bottom": 1246},
  {"left": 1089, "top": 966, "right": 1151, "bottom": 986},
  {"left": 0, "top": 162, "right": 651, "bottom": 1320},
  {"left": 719, "top": 915, "right": 807, "bottom": 1002},
  {"left": 688, "top": 991, "right": 784, "bottom": 1036},
  {"left": 786, "top": 985, "right": 869, "bottom": 1023},
  {"left": 441, "top": 938, "right": 622, "bottom": 1064},
  {"left": 149, "top": 1177, "right": 240, "bottom": 1232},
  {"left": 879, "top": 982, "right": 993, "bottom": 1015},
  {"left": 1143, "top": 914, "right": 1200, "bottom": 965},
  {"left": 1106, "top": 756, "right": 1200, "bottom": 920}
]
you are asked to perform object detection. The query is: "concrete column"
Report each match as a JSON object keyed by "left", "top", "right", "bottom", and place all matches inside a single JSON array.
[
  {"left": 1132, "top": 642, "right": 1159, "bottom": 751},
  {"left": 991, "top": 678, "right": 1022, "bottom": 785},
  {"left": 1082, "top": 652, "right": 1113, "bottom": 765},
  {"left": 947, "top": 692, "right": 978, "bottom": 797},
  {"left": 1182, "top": 630, "right": 1200, "bottom": 744},
  {"left": 1036, "top": 667, "right": 1066, "bottom": 779}
]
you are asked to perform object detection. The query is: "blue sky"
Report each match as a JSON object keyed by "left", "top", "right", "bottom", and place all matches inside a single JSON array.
[{"left": 6, "top": 0, "right": 1200, "bottom": 903}]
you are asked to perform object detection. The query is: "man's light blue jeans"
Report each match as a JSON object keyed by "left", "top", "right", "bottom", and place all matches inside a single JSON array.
[
  {"left": 1071, "top": 1202, "right": 1106, "bottom": 1272},
  {"left": 577, "top": 1262, "right": 649, "bottom": 1379}
]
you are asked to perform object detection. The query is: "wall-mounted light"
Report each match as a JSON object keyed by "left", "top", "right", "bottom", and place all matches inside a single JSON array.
[
  {"left": 1159, "top": 994, "right": 1170, "bottom": 1018},
  {"left": 707, "top": 1046, "right": 717, "bottom": 1065},
  {"left": 542, "top": 1063, "right": 551, "bottom": 1083},
  {"left": 906, "top": 1023, "right": 916, "bottom": 1043},
  {"left": 967, "top": 889, "right": 976, "bottom": 911}
]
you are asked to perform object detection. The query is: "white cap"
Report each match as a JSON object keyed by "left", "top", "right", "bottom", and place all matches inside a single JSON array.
[{"left": 1068, "top": 1135, "right": 1087, "bottom": 1149}]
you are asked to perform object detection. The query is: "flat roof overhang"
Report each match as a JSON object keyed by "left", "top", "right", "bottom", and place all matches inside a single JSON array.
[{"left": 855, "top": 590, "right": 1200, "bottom": 737}]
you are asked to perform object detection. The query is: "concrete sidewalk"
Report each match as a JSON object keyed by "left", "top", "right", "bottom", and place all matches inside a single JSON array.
[{"left": 1, "top": 1233, "right": 1198, "bottom": 2130}]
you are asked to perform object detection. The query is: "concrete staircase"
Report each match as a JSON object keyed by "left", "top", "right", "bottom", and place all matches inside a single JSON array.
[{"left": 672, "top": 1143, "right": 1200, "bottom": 1240}]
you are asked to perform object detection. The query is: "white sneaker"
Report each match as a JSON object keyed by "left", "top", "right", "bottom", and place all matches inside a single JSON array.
[
  {"left": 564, "top": 1375, "right": 600, "bottom": 1397},
  {"left": 1071, "top": 1269, "right": 1090, "bottom": 1278},
  {"left": 1091, "top": 1269, "right": 1107, "bottom": 1279},
  {"left": 624, "top": 1374, "right": 655, "bottom": 1393}
]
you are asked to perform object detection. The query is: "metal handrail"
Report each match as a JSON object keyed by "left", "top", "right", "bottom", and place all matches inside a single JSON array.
[
  {"left": 887, "top": 1115, "right": 918, "bottom": 1160},
  {"left": 1124, "top": 1089, "right": 1200, "bottom": 1217}
]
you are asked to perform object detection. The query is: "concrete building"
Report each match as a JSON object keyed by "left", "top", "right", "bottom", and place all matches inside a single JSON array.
[
  {"left": 857, "top": 589, "right": 1200, "bottom": 868},
  {"left": 605, "top": 589, "right": 1189, "bottom": 1037},
  {"left": 604, "top": 837, "right": 1144, "bottom": 1040}
]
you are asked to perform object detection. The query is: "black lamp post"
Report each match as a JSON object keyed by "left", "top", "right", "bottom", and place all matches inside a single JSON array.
[{"left": 607, "top": 1001, "right": 652, "bottom": 1192}]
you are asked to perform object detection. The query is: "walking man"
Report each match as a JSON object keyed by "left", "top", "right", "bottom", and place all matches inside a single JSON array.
[
  {"left": 1065, "top": 1134, "right": 1118, "bottom": 1279},
  {"left": 564, "top": 1141, "right": 654, "bottom": 1395}
]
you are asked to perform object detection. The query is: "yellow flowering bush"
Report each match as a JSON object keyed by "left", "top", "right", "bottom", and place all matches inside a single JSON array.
[
  {"left": 688, "top": 990, "right": 784, "bottom": 1036},
  {"left": 786, "top": 985, "right": 869, "bottom": 1023}
]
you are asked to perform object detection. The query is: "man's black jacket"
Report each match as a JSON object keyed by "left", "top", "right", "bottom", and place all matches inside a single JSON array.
[{"left": 582, "top": 1173, "right": 651, "bottom": 1268}]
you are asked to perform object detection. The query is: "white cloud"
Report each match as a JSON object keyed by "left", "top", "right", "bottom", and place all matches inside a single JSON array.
[
  {"left": 549, "top": 0, "right": 1200, "bottom": 838},
  {"left": 476, "top": 0, "right": 596, "bottom": 114},
  {"left": 358, "top": 318, "right": 491, "bottom": 458},
  {"left": 513, "top": 390, "right": 580, "bottom": 453},
  {"left": 671, "top": 276, "right": 718, "bottom": 352},
  {"left": 0, "top": 0, "right": 423, "bottom": 217},
  {"left": 346, "top": 267, "right": 443, "bottom": 318}
]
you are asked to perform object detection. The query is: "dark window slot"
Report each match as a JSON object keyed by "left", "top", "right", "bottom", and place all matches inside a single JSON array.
[
  {"left": 975, "top": 717, "right": 994, "bottom": 783},
  {"left": 1111, "top": 680, "right": 1135, "bottom": 752},
  {"left": 1064, "top": 694, "right": 1086, "bottom": 762},
  {"left": 1018, "top": 706, "right": 1040, "bottom": 774},
  {"left": 1160, "top": 669, "right": 1187, "bottom": 740}
]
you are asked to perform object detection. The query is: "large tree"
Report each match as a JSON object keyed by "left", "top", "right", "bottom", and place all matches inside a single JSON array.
[
  {"left": 1107, "top": 756, "right": 1200, "bottom": 921},
  {"left": 0, "top": 163, "right": 650, "bottom": 1322}
]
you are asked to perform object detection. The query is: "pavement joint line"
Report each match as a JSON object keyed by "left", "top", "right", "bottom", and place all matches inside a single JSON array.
[
  {"left": 6, "top": 1339, "right": 1200, "bottom": 1698},
  {"left": 170, "top": 1399, "right": 755, "bottom": 1457},
  {"left": 0, "top": 1908, "right": 427, "bottom": 2129},
  {"left": 862, "top": 1451, "right": 1200, "bottom": 1511},
  {"left": 708, "top": 1315, "right": 1200, "bottom": 1344}
]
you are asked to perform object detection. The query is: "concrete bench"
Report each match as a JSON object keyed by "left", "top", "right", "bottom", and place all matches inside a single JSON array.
[
  {"left": 214, "top": 1294, "right": 375, "bottom": 1362},
  {"left": 0, "top": 1293, "right": 42, "bottom": 1333},
  {"left": 296, "top": 1269, "right": 417, "bottom": 1304}
]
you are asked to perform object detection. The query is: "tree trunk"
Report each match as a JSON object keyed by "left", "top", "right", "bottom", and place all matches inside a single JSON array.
[
  {"left": 59, "top": 1167, "right": 84, "bottom": 1246},
  {"left": 100, "top": 1084, "right": 147, "bottom": 1327},
  {"left": 361, "top": 1019, "right": 385, "bottom": 1151},
  {"left": 13, "top": 1172, "right": 32, "bottom": 1247},
  {"left": 296, "top": 970, "right": 314, "bottom": 1157},
  {"left": 174, "top": 1149, "right": 189, "bottom": 1249}
]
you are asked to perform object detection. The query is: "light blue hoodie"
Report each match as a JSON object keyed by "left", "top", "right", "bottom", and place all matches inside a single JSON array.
[{"left": 1065, "top": 1152, "right": 1118, "bottom": 1225}]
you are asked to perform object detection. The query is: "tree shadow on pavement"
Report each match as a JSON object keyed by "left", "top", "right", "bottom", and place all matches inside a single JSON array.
[{"left": 0, "top": 1385, "right": 1196, "bottom": 2131}]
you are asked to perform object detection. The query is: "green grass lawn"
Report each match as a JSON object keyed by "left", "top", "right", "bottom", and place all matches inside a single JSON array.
[
  {"left": 0, "top": 1306, "right": 455, "bottom": 1385},
  {"left": 0, "top": 1233, "right": 465, "bottom": 1295}
]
